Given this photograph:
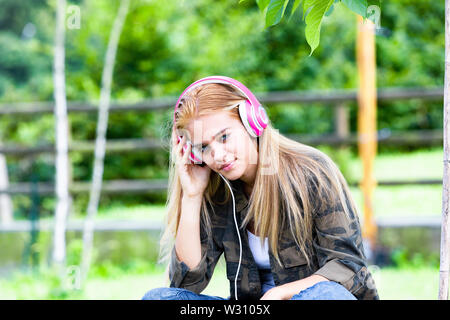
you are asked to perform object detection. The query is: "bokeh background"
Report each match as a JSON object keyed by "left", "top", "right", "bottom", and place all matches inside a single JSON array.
[{"left": 0, "top": 0, "right": 446, "bottom": 299}]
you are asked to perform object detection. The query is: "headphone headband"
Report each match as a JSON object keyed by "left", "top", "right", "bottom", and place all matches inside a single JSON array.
[{"left": 173, "top": 76, "right": 262, "bottom": 124}]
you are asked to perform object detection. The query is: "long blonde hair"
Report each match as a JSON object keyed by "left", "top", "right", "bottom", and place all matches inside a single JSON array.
[{"left": 159, "top": 82, "right": 360, "bottom": 268}]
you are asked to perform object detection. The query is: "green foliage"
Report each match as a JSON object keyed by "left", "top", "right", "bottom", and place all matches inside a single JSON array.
[
  {"left": 391, "top": 248, "right": 440, "bottom": 270},
  {"left": 90, "top": 258, "right": 165, "bottom": 279},
  {"left": 266, "top": 0, "right": 290, "bottom": 27},
  {"left": 66, "top": 239, "right": 84, "bottom": 267},
  {"left": 250, "top": 0, "right": 377, "bottom": 54},
  {"left": 0, "top": 258, "right": 163, "bottom": 299},
  {"left": 303, "top": 0, "right": 335, "bottom": 55},
  {"left": 0, "top": 0, "right": 445, "bottom": 211},
  {"left": 341, "top": 0, "right": 367, "bottom": 17},
  {"left": 0, "top": 266, "right": 83, "bottom": 300}
]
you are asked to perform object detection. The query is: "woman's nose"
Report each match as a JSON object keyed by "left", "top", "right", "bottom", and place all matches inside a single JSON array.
[{"left": 211, "top": 142, "right": 226, "bottom": 162}]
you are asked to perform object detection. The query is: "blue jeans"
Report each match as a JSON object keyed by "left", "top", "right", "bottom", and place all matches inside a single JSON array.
[{"left": 142, "top": 281, "right": 356, "bottom": 300}]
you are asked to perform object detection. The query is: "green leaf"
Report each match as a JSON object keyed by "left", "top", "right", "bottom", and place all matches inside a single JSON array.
[
  {"left": 265, "top": 0, "right": 290, "bottom": 27},
  {"left": 324, "top": 3, "right": 334, "bottom": 16},
  {"left": 302, "top": 0, "right": 311, "bottom": 19},
  {"left": 256, "top": 0, "right": 271, "bottom": 12},
  {"left": 289, "top": 0, "right": 303, "bottom": 19},
  {"left": 303, "top": 0, "right": 334, "bottom": 55},
  {"left": 341, "top": 0, "right": 368, "bottom": 17}
]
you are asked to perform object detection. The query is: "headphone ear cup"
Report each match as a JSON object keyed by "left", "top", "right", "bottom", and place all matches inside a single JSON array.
[
  {"left": 256, "top": 104, "right": 269, "bottom": 128},
  {"left": 178, "top": 137, "right": 202, "bottom": 164},
  {"left": 238, "top": 100, "right": 267, "bottom": 137},
  {"left": 238, "top": 101, "right": 257, "bottom": 137},
  {"left": 190, "top": 144, "right": 203, "bottom": 164}
]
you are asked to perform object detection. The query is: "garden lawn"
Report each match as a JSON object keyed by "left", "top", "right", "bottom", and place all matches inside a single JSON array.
[
  {"left": 0, "top": 265, "right": 439, "bottom": 300},
  {"left": 85, "top": 266, "right": 442, "bottom": 300},
  {"left": 83, "top": 147, "right": 444, "bottom": 222},
  {"left": 18, "top": 147, "right": 443, "bottom": 224}
]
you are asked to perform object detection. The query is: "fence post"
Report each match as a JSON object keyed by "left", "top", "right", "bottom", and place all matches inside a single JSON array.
[{"left": 334, "top": 102, "right": 350, "bottom": 140}]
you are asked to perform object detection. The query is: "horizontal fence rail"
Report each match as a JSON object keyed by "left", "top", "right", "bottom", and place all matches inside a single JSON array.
[
  {"left": 0, "top": 87, "right": 444, "bottom": 197},
  {"left": 0, "top": 219, "right": 164, "bottom": 232},
  {"left": 0, "top": 130, "right": 443, "bottom": 156},
  {"left": 0, "top": 138, "right": 167, "bottom": 156},
  {"left": 0, "top": 178, "right": 442, "bottom": 196},
  {"left": 0, "top": 179, "right": 168, "bottom": 195},
  {"left": 0, "top": 87, "right": 443, "bottom": 116},
  {"left": 0, "top": 216, "right": 442, "bottom": 233}
]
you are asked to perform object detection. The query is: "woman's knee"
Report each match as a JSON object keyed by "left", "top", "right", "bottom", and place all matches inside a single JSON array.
[
  {"left": 291, "top": 281, "right": 357, "bottom": 300},
  {"left": 142, "top": 287, "right": 185, "bottom": 300}
]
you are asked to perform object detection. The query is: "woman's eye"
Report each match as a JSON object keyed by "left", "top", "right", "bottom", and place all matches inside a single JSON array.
[
  {"left": 201, "top": 145, "right": 208, "bottom": 152},
  {"left": 200, "top": 134, "right": 228, "bottom": 153}
]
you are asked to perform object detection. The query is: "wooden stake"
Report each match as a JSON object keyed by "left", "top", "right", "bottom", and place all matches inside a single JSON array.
[
  {"left": 356, "top": 15, "right": 378, "bottom": 254},
  {"left": 439, "top": 0, "right": 450, "bottom": 301}
]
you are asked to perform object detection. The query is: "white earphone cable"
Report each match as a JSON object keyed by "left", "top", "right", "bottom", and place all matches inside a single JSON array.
[{"left": 218, "top": 173, "right": 242, "bottom": 300}]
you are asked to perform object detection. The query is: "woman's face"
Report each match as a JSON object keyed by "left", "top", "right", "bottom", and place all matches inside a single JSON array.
[{"left": 184, "top": 110, "right": 258, "bottom": 184}]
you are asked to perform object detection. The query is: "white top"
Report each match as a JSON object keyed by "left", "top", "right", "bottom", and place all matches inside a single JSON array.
[{"left": 247, "top": 230, "right": 271, "bottom": 270}]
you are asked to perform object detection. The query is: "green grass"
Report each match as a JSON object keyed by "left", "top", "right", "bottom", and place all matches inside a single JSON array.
[
  {"left": 87, "top": 147, "right": 444, "bottom": 221},
  {"left": 17, "top": 147, "right": 443, "bottom": 223},
  {"left": 1, "top": 148, "right": 444, "bottom": 300},
  {"left": 348, "top": 148, "right": 443, "bottom": 219},
  {"left": 351, "top": 185, "right": 442, "bottom": 219},
  {"left": 374, "top": 267, "right": 440, "bottom": 300},
  {"left": 348, "top": 148, "right": 443, "bottom": 182},
  {"left": 0, "top": 264, "right": 440, "bottom": 300},
  {"left": 95, "top": 204, "right": 166, "bottom": 221}
]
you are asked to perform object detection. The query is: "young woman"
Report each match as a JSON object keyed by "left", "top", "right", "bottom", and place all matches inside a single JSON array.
[{"left": 142, "top": 76, "right": 379, "bottom": 300}]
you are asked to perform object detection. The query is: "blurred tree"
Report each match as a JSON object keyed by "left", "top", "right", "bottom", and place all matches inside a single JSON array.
[
  {"left": 52, "top": 0, "right": 70, "bottom": 269},
  {"left": 81, "top": 0, "right": 130, "bottom": 285},
  {"left": 0, "top": 149, "right": 13, "bottom": 224},
  {"left": 438, "top": 0, "right": 449, "bottom": 301}
]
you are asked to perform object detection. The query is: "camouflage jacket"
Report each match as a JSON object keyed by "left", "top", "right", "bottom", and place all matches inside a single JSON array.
[{"left": 169, "top": 178, "right": 379, "bottom": 300}]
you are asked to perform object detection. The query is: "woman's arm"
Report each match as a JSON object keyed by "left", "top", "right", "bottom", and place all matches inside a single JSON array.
[
  {"left": 169, "top": 196, "right": 224, "bottom": 294},
  {"left": 260, "top": 275, "right": 329, "bottom": 300},
  {"left": 174, "top": 194, "right": 203, "bottom": 269},
  {"left": 309, "top": 187, "right": 379, "bottom": 299}
]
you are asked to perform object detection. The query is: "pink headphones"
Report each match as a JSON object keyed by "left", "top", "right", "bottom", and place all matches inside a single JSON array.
[{"left": 173, "top": 76, "right": 269, "bottom": 164}]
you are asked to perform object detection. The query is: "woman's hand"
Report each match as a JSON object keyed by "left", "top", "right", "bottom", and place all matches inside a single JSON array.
[
  {"left": 173, "top": 131, "right": 211, "bottom": 198},
  {"left": 260, "top": 286, "right": 289, "bottom": 300},
  {"left": 260, "top": 275, "right": 329, "bottom": 300}
]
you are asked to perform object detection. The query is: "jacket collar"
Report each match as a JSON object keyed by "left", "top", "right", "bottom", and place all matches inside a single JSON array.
[{"left": 230, "top": 179, "right": 250, "bottom": 213}]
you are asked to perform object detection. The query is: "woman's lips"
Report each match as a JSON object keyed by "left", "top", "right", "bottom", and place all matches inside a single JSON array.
[{"left": 221, "top": 160, "right": 235, "bottom": 171}]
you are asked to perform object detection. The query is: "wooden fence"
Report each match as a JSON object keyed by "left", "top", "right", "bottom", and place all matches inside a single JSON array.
[{"left": 0, "top": 86, "right": 444, "bottom": 196}]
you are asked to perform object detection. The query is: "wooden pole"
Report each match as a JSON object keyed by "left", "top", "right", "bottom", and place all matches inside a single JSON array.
[
  {"left": 356, "top": 15, "right": 378, "bottom": 258},
  {"left": 439, "top": 0, "right": 450, "bottom": 301},
  {"left": 334, "top": 102, "right": 350, "bottom": 139}
]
